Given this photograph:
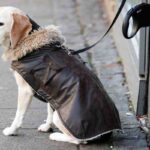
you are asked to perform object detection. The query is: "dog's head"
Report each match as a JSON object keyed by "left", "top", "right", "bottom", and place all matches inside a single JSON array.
[{"left": 0, "top": 7, "right": 32, "bottom": 49}]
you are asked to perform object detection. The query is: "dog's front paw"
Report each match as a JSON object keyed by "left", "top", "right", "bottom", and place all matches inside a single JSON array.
[
  {"left": 38, "top": 123, "right": 51, "bottom": 132},
  {"left": 3, "top": 127, "right": 17, "bottom": 136}
]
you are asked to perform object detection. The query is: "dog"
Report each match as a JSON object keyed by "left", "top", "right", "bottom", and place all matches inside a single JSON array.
[{"left": 0, "top": 6, "right": 121, "bottom": 144}]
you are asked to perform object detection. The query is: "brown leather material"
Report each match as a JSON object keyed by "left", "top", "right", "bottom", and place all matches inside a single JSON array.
[{"left": 11, "top": 44, "right": 121, "bottom": 139}]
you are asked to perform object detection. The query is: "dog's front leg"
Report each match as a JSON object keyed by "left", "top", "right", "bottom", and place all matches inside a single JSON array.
[
  {"left": 38, "top": 103, "right": 53, "bottom": 132},
  {"left": 3, "top": 71, "right": 33, "bottom": 136}
]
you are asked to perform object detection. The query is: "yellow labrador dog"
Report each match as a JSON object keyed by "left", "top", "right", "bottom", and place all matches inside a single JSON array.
[
  {"left": 0, "top": 6, "right": 82, "bottom": 144},
  {"left": 0, "top": 7, "right": 121, "bottom": 144}
]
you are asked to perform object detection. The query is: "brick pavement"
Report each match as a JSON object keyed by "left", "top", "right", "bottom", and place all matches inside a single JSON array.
[{"left": 0, "top": 0, "right": 149, "bottom": 149}]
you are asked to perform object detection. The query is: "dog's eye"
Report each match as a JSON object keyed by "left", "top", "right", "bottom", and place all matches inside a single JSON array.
[{"left": 0, "top": 22, "right": 4, "bottom": 26}]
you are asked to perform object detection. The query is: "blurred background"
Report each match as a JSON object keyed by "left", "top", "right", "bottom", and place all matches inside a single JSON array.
[{"left": 0, "top": 0, "right": 149, "bottom": 149}]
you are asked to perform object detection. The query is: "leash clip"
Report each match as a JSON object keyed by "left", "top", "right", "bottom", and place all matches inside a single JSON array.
[
  {"left": 60, "top": 45, "right": 73, "bottom": 56},
  {"left": 67, "top": 50, "right": 72, "bottom": 56},
  {"left": 67, "top": 49, "right": 76, "bottom": 56}
]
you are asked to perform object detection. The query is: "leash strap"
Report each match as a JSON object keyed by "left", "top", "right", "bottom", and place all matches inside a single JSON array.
[{"left": 70, "top": 0, "right": 126, "bottom": 55}]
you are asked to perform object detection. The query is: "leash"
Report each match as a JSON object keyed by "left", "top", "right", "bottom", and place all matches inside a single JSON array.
[{"left": 70, "top": 0, "right": 126, "bottom": 55}]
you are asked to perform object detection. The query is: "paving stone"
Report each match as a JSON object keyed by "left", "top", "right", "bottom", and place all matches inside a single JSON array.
[
  {"left": 94, "top": 128, "right": 148, "bottom": 150},
  {"left": 80, "top": 143, "right": 110, "bottom": 150},
  {"left": 114, "top": 147, "right": 149, "bottom": 150},
  {"left": 0, "top": 130, "right": 78, "bottom": 150},
  {"left": 0, "top": 108, "right": 47, "bottom": 129}
]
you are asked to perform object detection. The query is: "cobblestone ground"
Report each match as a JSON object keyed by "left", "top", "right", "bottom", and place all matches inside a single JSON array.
[{"left": 0, "top": 0, "right": 149, "bottom": 150}]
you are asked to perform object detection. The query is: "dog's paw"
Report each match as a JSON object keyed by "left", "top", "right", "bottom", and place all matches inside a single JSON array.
[
  {"left": 49, "top": 133, "right": 62, "bottom": 141},
  {"left": 49, "top": 133, "right": 81, "bottom": 144},
  {"left": 3, "top": 127, "right": 17, "bottom": 136},
  {"left": 38, "top": 123, "right": 51, "bottom": 132}
]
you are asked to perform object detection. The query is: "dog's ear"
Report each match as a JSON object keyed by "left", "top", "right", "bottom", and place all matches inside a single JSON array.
[{"left": 10, "top": 13, "right": 32, "bottom": 49}]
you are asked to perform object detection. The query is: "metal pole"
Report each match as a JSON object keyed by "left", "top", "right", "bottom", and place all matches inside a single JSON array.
[
  {"left": 146, "top": 0, "right": 150, "bottom": 126},
  {"left": 137, "top": 0, "right": 149, "bottom": 116}
]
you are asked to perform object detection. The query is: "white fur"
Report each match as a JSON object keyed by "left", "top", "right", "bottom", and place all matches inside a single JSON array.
[
  {"left": 0, "top": 6, "right": 85, "bottom": 144},
  {"left": 3, "top": 71, "right": 33, "bottom": 136},
  {"left": 38, "top": 103, "right": 53, "bottom": 132}
]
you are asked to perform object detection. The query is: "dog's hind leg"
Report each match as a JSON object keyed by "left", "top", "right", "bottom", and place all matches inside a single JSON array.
[
  {"left": 38, "top": 103, "right": 53, "bottom": 132},
  {"left": 49, "top": 111, "right": 87, "bottom": 144},
  {"left": 3, "top": 71, "right": 34, "bottom": 136}
]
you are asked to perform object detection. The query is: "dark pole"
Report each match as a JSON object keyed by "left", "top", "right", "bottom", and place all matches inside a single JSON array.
[
  {"left": 146, "top": 0, "right": 150, "bottom": 125},
  {"left": 137, "top": 0, "right": 149, "bottom": 117}
]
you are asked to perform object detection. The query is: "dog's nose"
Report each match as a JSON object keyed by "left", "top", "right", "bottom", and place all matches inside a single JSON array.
[{"left": 0, "top": 22, "right": 4, "bottom": 26}]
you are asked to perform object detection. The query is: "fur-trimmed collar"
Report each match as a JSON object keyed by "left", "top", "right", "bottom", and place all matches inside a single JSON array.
[{"left": 2, "top": 25, "right": 65, "bottom": 61}]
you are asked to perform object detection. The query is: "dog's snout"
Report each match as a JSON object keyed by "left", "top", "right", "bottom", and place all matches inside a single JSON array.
[{"left": 0, "top": 22, "right": 4, "bottom": 26}]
